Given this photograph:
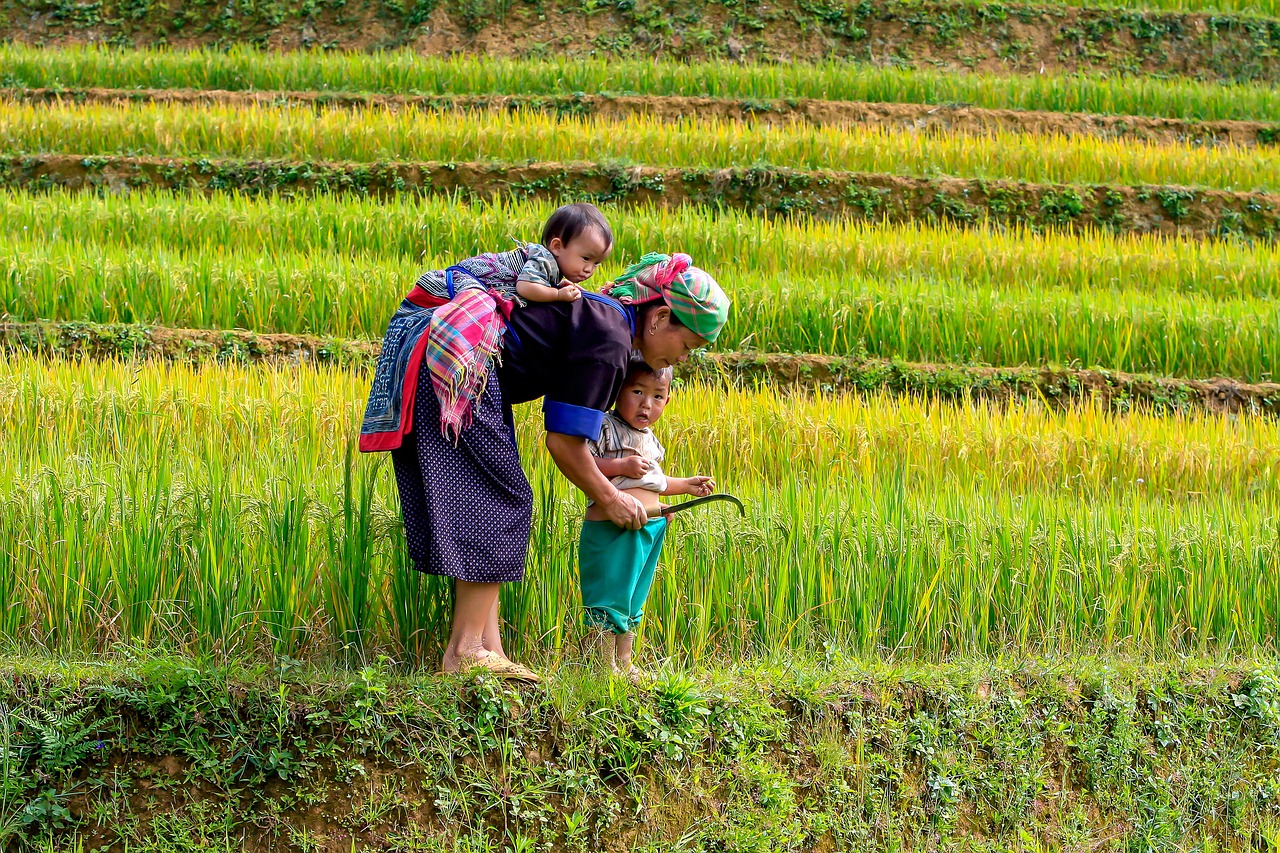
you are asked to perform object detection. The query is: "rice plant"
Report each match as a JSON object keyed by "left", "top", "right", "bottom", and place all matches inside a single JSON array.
[
  {"left": 4, "top": 100, "right": 1277, "bottom": 192},
  {"left": 1, "top": 358, "right": 1276, "bottom": 661},
  {"left": 3, "top": 233, "right": 1276, "bottom": 380},
  {"left": 7, "top": 190, "right": 1277, "bottom": 302},
  {"left": 4, "top": 44, "right": 1280, "bottom": 122}
]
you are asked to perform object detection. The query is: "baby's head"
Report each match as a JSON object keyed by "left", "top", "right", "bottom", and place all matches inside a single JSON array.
[
  {"left": 615, "top": 355, "right": 674, "bottom": 431},
  {"left": 542, "top": 202, "right": 613, "bottom": 285}
]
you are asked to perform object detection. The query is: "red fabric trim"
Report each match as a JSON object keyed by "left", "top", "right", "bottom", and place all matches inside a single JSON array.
[
  {"left": 398, "top": 325, "right": 434, "bottom": 438},
  {"left": 405, "top": 286, "right": 449, "bottom": 309},
  {"left": 363, "top": 285, "right": 505, "bottom": 452},
  {"left": 359, "top": 302, "right": 438, "bottom": 453},
  {"left": 359, "top": 431, "right": 403, "bottom": 452}
]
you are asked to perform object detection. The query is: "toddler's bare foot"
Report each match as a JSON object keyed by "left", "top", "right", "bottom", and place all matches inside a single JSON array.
[{"left": 614, "top": 662, "right": 651, "bottom": 685}]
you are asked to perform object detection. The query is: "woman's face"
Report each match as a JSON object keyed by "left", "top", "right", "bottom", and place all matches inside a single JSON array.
[{"left": 636, "top": 305, "right": 709, "bottom": 369}]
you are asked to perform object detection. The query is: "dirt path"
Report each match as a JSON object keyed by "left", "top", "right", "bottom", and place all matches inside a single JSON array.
[
  {"left": 6, "top": 321, "right": 1276, "bottom": 417},
  {"left": 4, "top": 153, "right": 1276, "bottom": 240},
  {"left": 9, "top": 87, "right": 1279, "bottom": 148},
  {"left": 3, "top": 0, "right": 1280, "bottom": 84}
]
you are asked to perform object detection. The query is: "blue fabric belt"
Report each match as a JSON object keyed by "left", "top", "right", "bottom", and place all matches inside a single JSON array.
[{"left": 544, "top": 400, "right": 606, "bottom": 441}]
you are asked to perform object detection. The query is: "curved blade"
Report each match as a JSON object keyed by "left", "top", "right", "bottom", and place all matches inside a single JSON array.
[{"left": 648, "top": 493, "right": 746, "bottom": 518}]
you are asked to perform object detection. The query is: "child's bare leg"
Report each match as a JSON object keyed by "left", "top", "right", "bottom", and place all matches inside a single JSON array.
[
  {"left": 616, "top": 633, "right": 636, "bottom": 670},
  {"left": 616, "top": 633, "right": 649, "bottom": 682},
  {"left": 593, "top": 630, "right": 617, "bottom": 672}
]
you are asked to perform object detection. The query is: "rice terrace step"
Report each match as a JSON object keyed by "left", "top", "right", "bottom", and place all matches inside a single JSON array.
[
  {"left": 7, "top": 153, "right": 1278, "bottom": 238},
  {"left": 7, "top": 319, "right": 1279, "bottom": 416},
  {"left": 3, "top": 0, "right": 1280, "bottom": 81},
  {"left": 3, "top": 655, "right": 1278, "bottom": 851},
  {"left": 10, "top": 85, "right": 1280, "bottom": 148}
]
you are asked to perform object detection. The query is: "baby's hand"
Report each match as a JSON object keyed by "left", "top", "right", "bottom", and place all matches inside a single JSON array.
[
  {"left": 557, "top": 285, "right": 583, "bottom": 302},
  {"left": 687, "top": 475, "right": 715, "bottom": 497},
  {"left": 619, "top": 455, "right": 652, "bottom": 479}
]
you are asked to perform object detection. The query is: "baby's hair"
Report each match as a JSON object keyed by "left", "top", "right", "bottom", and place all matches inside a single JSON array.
[
  {"left": 621, "top": 354, "right": 674, "bottom": 389},
  {"left": 541, "top": 203, "right": 614, "bottom": 249}
]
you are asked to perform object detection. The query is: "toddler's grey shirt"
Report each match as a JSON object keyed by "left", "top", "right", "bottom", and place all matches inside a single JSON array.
[{"left": 586, "top": 412, "right": 667, "bottom": 506}]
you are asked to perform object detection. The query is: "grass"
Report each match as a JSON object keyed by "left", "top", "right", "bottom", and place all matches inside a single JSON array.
[
  {"left": 1081, "top": 0, "right": 1280, "bottom": 11},
  {"left": 5, "top": 44, "right": 1280, "bottom": 123},
  {"left": 1, "top": 358, "right": 1277, "bottom": 662},
  {"left": 6, "top": 653, "right": 1279, "bottom": 850},
  {"left": 4, "top": 101, "right": 1278, "bottom": 192}
]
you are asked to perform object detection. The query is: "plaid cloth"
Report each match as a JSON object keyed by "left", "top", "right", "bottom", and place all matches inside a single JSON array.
[
  {"left": 603, "top": 253, "right": 730, "bottom": 343},
  {"left": 426, "top": 287, "right": 508, "bottom": 442}
]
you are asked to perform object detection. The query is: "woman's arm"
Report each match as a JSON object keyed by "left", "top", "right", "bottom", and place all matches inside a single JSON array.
[{"left": 546, "top": 432, "right": 648, "bottom": 529}]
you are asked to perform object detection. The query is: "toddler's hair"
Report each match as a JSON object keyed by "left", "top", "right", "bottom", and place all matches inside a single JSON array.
[
  {"left": 622, "top": 354, "right": 674, "bottom": 389},
  {"left": 542, "top": 203, "right": 614, "bottom": 249}
]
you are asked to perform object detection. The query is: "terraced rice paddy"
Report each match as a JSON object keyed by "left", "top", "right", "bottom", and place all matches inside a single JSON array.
[
  {"left": 4, "top": 192, "right": 1277, "bottom": 379},
  {"left": 13, "top": 111, "right": 1280, "bottom": 213},
  {"left": 2, "top": 19, "right": 1279, "bottom": 663},
  {"left": 7, "top": 99, "right": 1280, "bottom": 193},
  {"left": 6, "top": 45, "right": 1280, "bottom": 123},
  {"left": 6, "top": 1, "right": 1280, "bottom": 847},
  {"left": 4, "top": 359, "right": 1277, "bottom": 662}
]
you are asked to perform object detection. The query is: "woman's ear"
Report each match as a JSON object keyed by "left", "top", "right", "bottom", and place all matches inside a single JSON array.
[{"left": 650, "top": 305, "right": 672, "bottom": 335}]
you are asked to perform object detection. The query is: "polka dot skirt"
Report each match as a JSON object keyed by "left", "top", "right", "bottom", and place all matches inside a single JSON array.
[{"left": 392, "top": 370, "right": 533, "bottom": 583}]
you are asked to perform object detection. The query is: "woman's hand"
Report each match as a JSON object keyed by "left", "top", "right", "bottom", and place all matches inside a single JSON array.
[
  {"left": 546, "top": 432, "right": 642, "bottom": 526},
  {"left": 600, "top": 488, "right": 648, "bottom": 530}
]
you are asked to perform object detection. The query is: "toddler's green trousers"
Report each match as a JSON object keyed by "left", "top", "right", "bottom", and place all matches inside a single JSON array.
[{"left": 577, "top": 518, "right": 669, "bottom": 635}]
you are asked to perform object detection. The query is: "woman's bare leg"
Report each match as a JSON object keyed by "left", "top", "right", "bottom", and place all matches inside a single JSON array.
[
  {"left": 483, "top": 595, "right": 506, "bottom": 660},
  {"left": 441, "top": 580, "right": 501, "bottom": 672}
]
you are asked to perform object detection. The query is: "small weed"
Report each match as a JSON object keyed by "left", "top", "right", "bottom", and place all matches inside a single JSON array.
[
  {"left": 1039, "top": 189, "right": 1086, "bottom": 224},
  {"left": 1157, "top": 188, "right": 1196, "bottom": 220}
]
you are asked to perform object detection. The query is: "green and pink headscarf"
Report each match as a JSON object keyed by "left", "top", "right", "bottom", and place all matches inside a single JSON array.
[{"left": 602, "top": 253, "right": 729, "bottom": 344}]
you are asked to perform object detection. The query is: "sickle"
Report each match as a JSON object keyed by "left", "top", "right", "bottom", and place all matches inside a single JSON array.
[{"left": 647, "top": 493, "right": 746, "bottom": 519}]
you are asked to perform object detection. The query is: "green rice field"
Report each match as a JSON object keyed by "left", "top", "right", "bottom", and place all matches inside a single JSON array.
[
  {"left": 4, "top": 359, "right": 1276, "bottom": 661},
  {"left": 4, "top": 192, "right": 1277, "bottom": 380},
  {"left": 3, "top": 44, "right": 1278, "bottom": 661},
  {"left": 4, "top": 3, "right": 1280, "bottom": 846},
  {"left": 5, "top": 44, "right": 1280, "bottom": 123},
  {"left": 2, "top": 36, "right": 1279, "bottom": 665}
]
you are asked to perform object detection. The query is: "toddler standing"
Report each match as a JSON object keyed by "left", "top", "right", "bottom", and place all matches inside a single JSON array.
[{"left": 579, "top": 356, "right": 715, "bottom": 679}]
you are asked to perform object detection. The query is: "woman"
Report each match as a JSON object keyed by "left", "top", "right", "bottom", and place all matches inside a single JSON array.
[{"left": 362, "top": 247, "right": 730, "bottom": 681}]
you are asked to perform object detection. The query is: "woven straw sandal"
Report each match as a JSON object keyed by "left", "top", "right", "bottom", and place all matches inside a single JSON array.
[{"left": 450, "top": 651, "right": 541, "bottom": 683}]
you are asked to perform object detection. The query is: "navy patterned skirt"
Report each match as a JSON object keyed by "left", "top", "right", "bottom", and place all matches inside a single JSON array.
[{"left": 391, "top": 369, "right": 533, "bottom": 583}]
